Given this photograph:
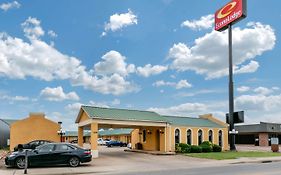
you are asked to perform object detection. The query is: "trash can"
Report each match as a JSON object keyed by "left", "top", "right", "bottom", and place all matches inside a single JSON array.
[
  {"left": 254, "top": 138, "right": 259, "bottom": 146},
  {"left": 271, "top": 138, "right": 279, "bottom": 152}
]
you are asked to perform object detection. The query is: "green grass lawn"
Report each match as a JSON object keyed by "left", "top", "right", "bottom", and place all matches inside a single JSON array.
[{"left": 185, "top": 151, "right": 281, "bottom": 160}]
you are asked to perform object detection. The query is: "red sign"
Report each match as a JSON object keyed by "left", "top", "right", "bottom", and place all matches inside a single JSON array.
[{"left": 215, "top": 0, "right": 247, "bottom": 31}]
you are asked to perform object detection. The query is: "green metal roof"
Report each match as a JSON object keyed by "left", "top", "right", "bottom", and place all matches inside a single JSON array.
[
  {"left": 65, "top": 131, "right": 91, "bottom": 137},
  {"left": 81, "top": 106, "right": 166, "bottom": 122},
  {"left": 0, "top": 119, "right": 18, "bottom": 126},
  {"left": 78, "top": 106, "right": 226, "bottom": 128},
  {"left": 99, "top": 129, "right": 133, "bottom": 136},
  {"left": 162, "top": 115, "right": 224, "bottom": 128}
]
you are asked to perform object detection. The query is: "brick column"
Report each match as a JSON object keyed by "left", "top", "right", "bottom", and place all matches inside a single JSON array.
[
  {"left": 259, "top": 133, "right": 269, "bottom": 146},
  {"left": 91, "top": 122, "right": 98, "bottom": 158},
  {"left": 78, "top": 127, "right": 83, "bottom": 147}
]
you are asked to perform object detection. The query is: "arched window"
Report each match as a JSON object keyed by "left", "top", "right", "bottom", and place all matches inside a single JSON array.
[
  {"left": 198, "top": 129, "right": 203, "bottom": 145},
  {"left": 143, "top": 129, "right": 147, "bottom": 142},
  {"left": 209, "top": 130, "right": 213, "bottom": 143},
  {"left": 218, "top": 130, "right": 223, "bottom": 147},
  {"left": 175, "top": 129, "right": 180, "bottom": 144},
  {"left": 186, "top": 129, "right": 192, "bottom": 145}
]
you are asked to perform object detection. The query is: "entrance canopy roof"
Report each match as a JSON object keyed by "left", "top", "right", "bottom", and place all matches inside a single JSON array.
[
  {"left": 76, "top": 106, "right": 226, "bottom": 128},
  {"left": 76, "top": 106, "right": 166, "bottom": 123}
]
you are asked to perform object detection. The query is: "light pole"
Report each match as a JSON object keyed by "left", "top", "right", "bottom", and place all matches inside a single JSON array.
[{"left": 57, "top": 121, "right": 65, "bottom": 142}]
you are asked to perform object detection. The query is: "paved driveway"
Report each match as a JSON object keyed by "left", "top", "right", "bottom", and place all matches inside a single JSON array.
[{"left": 0, "top": 146, "right": 222, "bottom": 175}]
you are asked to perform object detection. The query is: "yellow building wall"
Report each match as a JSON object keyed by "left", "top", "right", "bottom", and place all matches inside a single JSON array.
[
  {"left": 131, "top": 129, "right": 140, "bottom": 149},
  {"left": 138, "top": 127, "right": 165, "bottom": 151},
  {"left": 10, "top": 113, "right": 60, "bottom": 151},
  {"left": 170, "top": 126, "right": 229, "bottom": 151},
  {"left": 79, "top": 111, "right": 90, "bottom": 123}
]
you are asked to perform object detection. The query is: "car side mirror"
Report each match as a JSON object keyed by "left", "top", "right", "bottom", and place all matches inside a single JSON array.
[{"left": 34, "top": 149, "right": 39, "bottom": 154}]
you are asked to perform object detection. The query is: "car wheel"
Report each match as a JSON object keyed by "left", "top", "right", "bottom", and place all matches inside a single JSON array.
[
  {"left": 15, "top": 157, "right": 26, "bottom": 169},
  {"left": 69, "top": 157, "right": 80, "bottom": 167}
]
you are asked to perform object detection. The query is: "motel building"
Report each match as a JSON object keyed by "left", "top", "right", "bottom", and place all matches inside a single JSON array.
[{"left": 76, "top": 106, "right": 229, "bottom": 157}]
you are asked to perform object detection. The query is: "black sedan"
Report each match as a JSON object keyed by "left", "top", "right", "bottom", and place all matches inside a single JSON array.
[
  {"left": 6, "top": 143, "right": 92, "bottom": 169},
  {"left": 14, "top": 140, "right": 53, "bottom": 151},
  {"left": 106, "top": 140, "right": 127, "bottom": 147}
]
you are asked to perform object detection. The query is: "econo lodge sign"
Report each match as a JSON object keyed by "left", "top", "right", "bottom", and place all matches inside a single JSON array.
[{"left": 215, "top": 0, "right": 247, "bottom": 31}]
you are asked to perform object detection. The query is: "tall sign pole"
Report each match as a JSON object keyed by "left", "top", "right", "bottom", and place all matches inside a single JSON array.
[
  {"left": 215, "top": 0, "right": 247, "bottom": 151},
  {"left": 228, "top": 23, "right": 235, "bottom": 150}
]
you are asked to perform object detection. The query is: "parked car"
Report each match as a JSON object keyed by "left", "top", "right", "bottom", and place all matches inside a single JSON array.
[
  {"left": 106, "top": 140, "right": 127, "bottom": 147},
  {"left": 14, "top": 140, "right": 53, "bottom": 151},
  {"left": 97, "top": 138, "right": 106, "bottom": 145},
  {"left": 5, "top": 143, "right": 92, "bottom": 169},
  {"left": 70, "top": 139, "right": 78, "bottom": 144}
]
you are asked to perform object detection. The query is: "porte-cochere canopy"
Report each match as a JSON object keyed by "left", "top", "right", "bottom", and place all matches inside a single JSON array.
[{"left": 75, "top": 106, "right": 229, "bottom": 157}]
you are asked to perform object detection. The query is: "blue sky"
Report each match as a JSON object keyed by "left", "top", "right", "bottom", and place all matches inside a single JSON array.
[{"left": 0, "top": 0, "right": 281, "bottom": 130}]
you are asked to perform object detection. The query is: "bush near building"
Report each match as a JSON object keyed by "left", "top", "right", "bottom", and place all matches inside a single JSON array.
[{"left": 175, "top": 142, "right": 222, "bottom": 154}]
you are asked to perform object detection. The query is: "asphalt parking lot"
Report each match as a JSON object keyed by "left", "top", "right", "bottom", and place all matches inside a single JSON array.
[
  {"left": 1, "top": 145, "right": 279, "bottom": 175},
  {"left": 0, "top": 146, "right": 221, "bottom": 175}
]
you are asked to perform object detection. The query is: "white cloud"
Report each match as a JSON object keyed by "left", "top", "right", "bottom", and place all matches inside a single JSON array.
[
  {"left": 40, "top": 86, "right": 80, "bottom": 101},
  {"left": 94, "top": 50, "right": 135, "bottom": 76},
  {"left": 65, "top": 102, "right": 83, "bottom": 111},
  {"left": 21, "top": 17, "right": 45, "bottom": 40},
  {"left": 48, "top": 30, "right": 57, "bottom": 38},
  {"left": 89, "top": 100, "right": 109, "bottom": 108},
  {"left": 148, "top": 103, "right": 208, "bottom": 116},
  {"left": 253, "top": 87, "right": 274, "bottom": 95},
  {"left": 153, "top": 79, "right": 192, "bottom": 89},
  {"left": 176, "top": 89, "right": 221, "bottom": 97},
  {"left": 0, "top": 17, "right": 139, "bottom": 96},
  {"left": 181, "top": 14, "right": 214, "bottom": 31},
  {"left": 235, "top": 94, "right": 281, "bottom": 112},
  {"left": 235, "top": 61, "right": 259, "bottom": 74},
  {"left": 136, "top": 64, "right": 168, "bottom": 77},
  {"left": 237, "top": 86, "right": 250, "bottom": 93},
  {"left": 94, "top": 50, "right": 167, "bottom": 78},
  {"left": 0, "top": 95, "right": 29, "bottom": 101},
  {"left": 168, "top": 22, "right": 276, "bottom": 79},
  {"left": 0, "top": 1, "right": 20, "bottom": 11},
  {"left": 72, "top": 73, "right": 139, "bottom": 95},
  {"left": 103, "top": 9, "right": 137, "bottom": 36}
]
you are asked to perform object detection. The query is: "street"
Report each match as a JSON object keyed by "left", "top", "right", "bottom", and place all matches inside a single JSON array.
[{"left": 113, "top": 162, "right": 281, "bottom": 175}]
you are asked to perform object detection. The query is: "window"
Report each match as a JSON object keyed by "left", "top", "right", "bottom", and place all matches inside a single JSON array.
[
  {"left": 209, "top": 130, "right": 213, "bottom": 143},
  {"left": 175, "top": 129, "right": 180, "bottom": 144},
  {"left": 186, "top": 129, "right": 192, "bottom": 145},
  {"left": 143, "top": 129, "right": 147, "bottom": 142},
  {"left": 198, "top": 130, "right": 202, "bottom": 145},
  {"left": 55, "top": 144, "right": 73, "bottom": 151},
  {"left": 219, "top": 130, "right": 223, "bottom": 147},
  {"left": 38, "top": 144, "right": 54, "bottom": 153}
]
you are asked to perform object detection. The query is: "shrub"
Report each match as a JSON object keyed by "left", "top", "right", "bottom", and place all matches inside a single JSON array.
[
  {"left": 176, "top": 143, "right": 191, "bottom": 153},
  {"left": 175, "top": 143, "right": 181, "bottom": 153},
  {"left": 212, "top": 144, "right": 222, "bottom": 152},
  {"left": 201, "top": 145, "right": 212, "bottom": 152},
  {"left": 200, "top": 141, "right": 213, "bottom": 147},
  {"left": 180, "top": 143, "right": 191, "bottom": 153},
  {"left": 190, "top": 145, "right": 202, "bottom": 153},
  {"left": 200, "top": 141, "right": 213, "bottom": 152}
]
